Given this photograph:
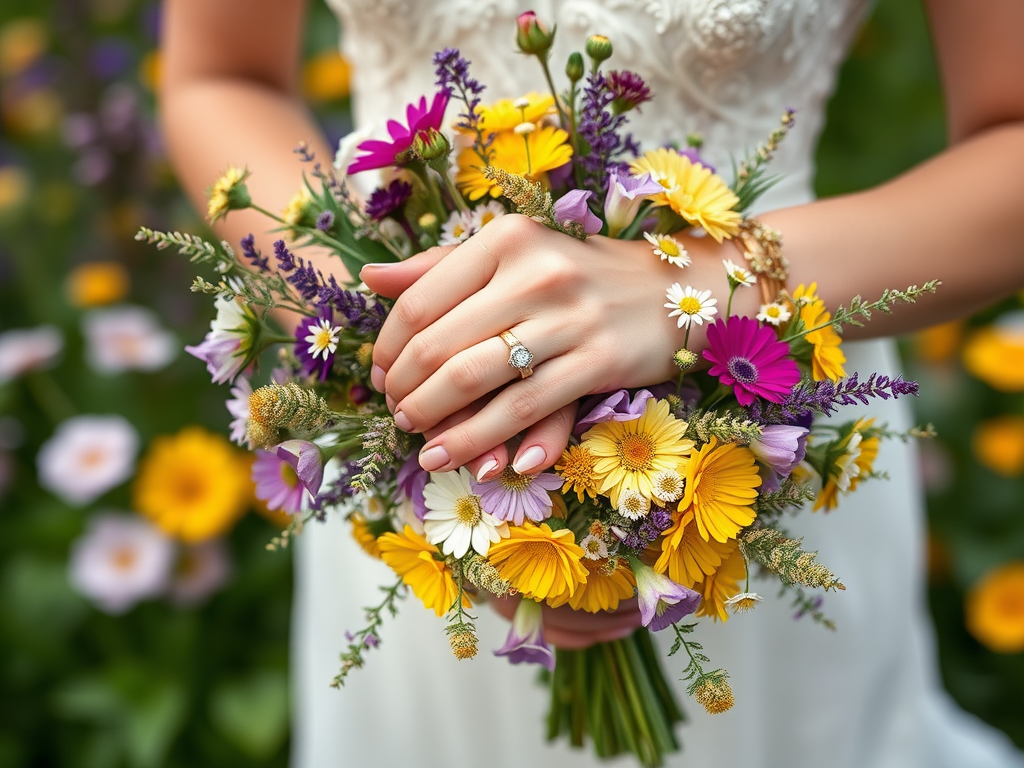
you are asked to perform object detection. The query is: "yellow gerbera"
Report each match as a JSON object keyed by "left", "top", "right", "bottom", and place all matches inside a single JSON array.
[
  {"left": 350, "top": 512, "right": 383, "bottom": 559},
  {"left": 378, "top": 525, "right": 469, "bottom": 617},
  {"left": 847, "top": 418, "right": 879, "bottom": 493},
  {"left": 555, "top": 443, "right": 600, "bottom": 502},
  {"left": 486, "top": 522, "right": 587, "bottom": 603},
  {"left": 133, "top": 427, "right": 250, "bottom": 542},
  {"left": 694, "top": 543, "right": 747, "bottom": 622},
  {"left": 655, "top": 510, "right": 731, "bottom": 587},
  {"left": 630, "top": 148, "right": 741, "bottom": 242},
  {"left": 471, "top": 92, "right": 556, "bottom": 133},
  {"left": 792, "top": 283, "right": 846, "bottom": 382},
  {"left": 548, "top": 557, "right": 636, "bottom": 612},
  {"left": 456, "top": 125, "right": 572, "bottom": 201},
  {"left": 583, "top": 398, "right": 694, "bottom": 509},
  {"left": 679, "top": 437, "right": 761, "bottom": 543},
  {"left": 815, "top": 418, "right": 878, "bottom": 511}
]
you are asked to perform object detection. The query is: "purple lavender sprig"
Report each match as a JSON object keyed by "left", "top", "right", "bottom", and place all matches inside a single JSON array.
[
  {"left": 617, "top": 506, "right": 673, "bottom": 554},
  {"left": 239, "top": 234, "right": 269, "bottom": 272},
  {"left": 577, "top": 70, "right": 641, "bottom": 198},
  {"left": 751, "top": 373, "right": 920, "bottom": 422},
  {"left": 433, "top": 48, "right": 492, "bottom": 164}
]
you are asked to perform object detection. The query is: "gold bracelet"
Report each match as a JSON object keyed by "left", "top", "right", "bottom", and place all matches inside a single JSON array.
[{"left": 732, "top": 218, "right": 789, "bottom": 306}]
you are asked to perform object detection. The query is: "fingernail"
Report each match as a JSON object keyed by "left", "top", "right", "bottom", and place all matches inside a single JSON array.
[
  {"left": 512, "top": 445, "right": 546, "bottom": 475},
  {"left": 359, "top": 262, "right": 402, "bottom": 279},
  {"left": 475, "top": 457, "right": 499, "bottom": 483},
  {"left": 394, "top": 410, "right": 414, "bottom": 433},
  {"left": 419, "top": 445, "right": 451, "bottom": 472},
  {"left": 371, "top": 365, "right": 386, "bottom": 392},
  {"left": 385, "top": 394, "right": 397, "bottom": 413}
]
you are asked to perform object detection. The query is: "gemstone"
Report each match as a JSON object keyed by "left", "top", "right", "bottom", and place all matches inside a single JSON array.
[{"left": 509, "top": 345, "right": 534, "bottom": 369}]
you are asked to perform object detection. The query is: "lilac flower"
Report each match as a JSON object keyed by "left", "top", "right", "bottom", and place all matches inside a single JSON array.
[
  {"left": 603, "top": 171, "right": 662, "bottom": 237},
  {"left": 226, "top": 376, "right": 252, "bottom": 446},
  {"left": 494, "top": 599, "right": 554, "bottom": 671},
  {"left": 606, "top": 70, "right": 653, "bottom": 114},
  {"left": 433, "top": 48, "right": 488, "bottom": 144},
  {"left": 703, "top": 316, "right": 801, "bottom": 406},
  {"left": 185, "top": 296, "right": 258, "bottom": 384},
  {"left": 170, "top": 539, "right": 232, "bottom": 607},
  {"left": 616, "top": 506, "right": 672, "bottom": 554},
  {"left": 37, "top": 415, "right": 139, "bottom": 506},
  {"left": 83, "top": 305, "right": 177, "bottom": 374},
  {"left": 252, "top": 450, "right": 306, "bottom": 514},
  {"left": 752, "top": 373, "right": 920, "bottom": 422},
  {"left": 552, "top": 189, "right": 602, "bottom": 235},
  {"left": 68, "top": 514, "right": 175, "bottom": 614},
  {"left": 574, "top": 388, "right": 655, "bottom": 438},
  {"left": 632, "top": 559, "right": 701, "bottom": 631},
  {"left": 347, "top": 92, "right": 449, "bottom": 174},
  {"left": 275, "top": 439, "right": 325, "bottom": 498},
  {"left": 750, "top": 424, "right": 809, "bottom": 477},
  {"left": 395, "top": 453, "right": 429, "bottom": 521},
  {"left": 472, "top": 466, "right": 563, "bottom": 525},
  {"left": 364, "top": 180, "right": 413, "bottom": 222}
]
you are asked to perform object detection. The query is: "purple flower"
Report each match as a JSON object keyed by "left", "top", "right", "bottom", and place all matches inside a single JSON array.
[
  {"left": 750, "top": 424, "right": 808, "bottom": 477},
  {"left": 552, "top": 189, "right": 602, "bottom": 235},
  {"left": 494, "top": 599, "right": 554, "bottom": 671},
  {"left": 275, "top": 440, "right": 325, "bottom": 498},
  {"left": 316, "top": 210, "right": 335, "bottom": 231},
  {"left": 395, "top": 453, "right": 429, "bottom": 521},
  {"left": 225, "top": 376, "right": 252, "bottom": 446},
  {"left": 574, "top": 388, "right": 655, "bottom": 438},
  {"left": 577, "top": 71, "right": 640, "bottom": 196},
  {"left": 170, "top": 539, "right": 232, "bottom": 607},
  {"left": 239, "top": 234, "right": 269, "bottom": 271},
  {"left": 679, "top": 146, "right": 714, "bottom": 174},
  {"left": 606, "top": 70, "right": 653, "bottom": 114},
  {"left": 364, "top": 180, "right": 413, "bottom": 222},
  {"left": 252, "top": 450, "right": 306, "bottom": 514},
  {"left": 472, "top": 467, "right": 563, "bottom": 525},
  {"left": 347, "top": 92, "right": 449, "bottom": 174},
  {"left": 185, "top": 297, "right": 257, "bottom": 385},
  {"left": 632, "top": 559, "right": 700, "bottom": 631},
  {"left": 295, "top": 313, "right": 340, "bottom": 381},
  {"left": 603, "top": 171, "right": 662, "bottom": 237},
  {"left": 703, "top": 316, "right": 801, "bottom": 407}
]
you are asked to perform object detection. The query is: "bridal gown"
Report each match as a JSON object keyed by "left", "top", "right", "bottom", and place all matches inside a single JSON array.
[{"left": 293, "top": 1, "right": 1024, "bottom": 766}]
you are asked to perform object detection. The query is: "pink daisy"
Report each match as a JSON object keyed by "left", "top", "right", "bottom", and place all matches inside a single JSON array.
[
  {"left": 702, "top": 316, "right": 800, "bottom": 406},
  {"left": 347, "top": 92, "right": 449, "bottom": 174}
]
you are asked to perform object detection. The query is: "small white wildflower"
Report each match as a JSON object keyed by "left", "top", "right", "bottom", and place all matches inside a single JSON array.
[
  {"left": 643, "top": 231, "right": 691, "bottom": 268},
  {"left": 665, "top": 284, "right": 718, "bottom": 329},
  {"left": 756, "top": 302, "right": 792, "bottom": 326},
  {"left": 723, "top": 258, "right": 756, "bottom": 288},
  {"left": 617, "top": 488, "right": 651, "bottom": 521}
]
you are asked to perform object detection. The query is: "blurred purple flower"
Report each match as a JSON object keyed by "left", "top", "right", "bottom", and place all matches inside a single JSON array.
[
  {"left": 170, "top": 539, "right": 232, "bottom": 607},
  {"left": 37, "top": 415, "right": 139, "bottom": 506},
  {"left": 494, "top": 599, "right": 554, "bottom": 671}
]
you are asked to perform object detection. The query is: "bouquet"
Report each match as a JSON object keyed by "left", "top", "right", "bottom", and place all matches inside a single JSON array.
[{"left": 139, "top": 13, "right": 938, "bottom": 767}]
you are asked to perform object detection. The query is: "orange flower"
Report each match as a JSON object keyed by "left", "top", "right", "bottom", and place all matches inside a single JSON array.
[{"left": 966, "top": 562, "right": 1024, "bottom": 653}]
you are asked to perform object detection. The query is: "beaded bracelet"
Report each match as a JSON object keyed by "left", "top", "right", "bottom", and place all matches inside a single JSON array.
[{"left": 733, "top": 218, "right": 789, "bottom": 306}]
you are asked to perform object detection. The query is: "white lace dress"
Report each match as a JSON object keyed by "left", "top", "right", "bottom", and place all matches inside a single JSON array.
[{"left": 293, "top": 2, "right": 1024, "bottom": 766}]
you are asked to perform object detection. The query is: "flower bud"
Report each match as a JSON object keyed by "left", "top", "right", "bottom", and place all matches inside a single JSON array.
[
  {"left": 411, "top": 128, "right": 452, "bottom": 176},
  {"left": 585, "top": 35, "right": 613, "bottom": 67},
  {"left": 515, "top": 11, "right": 556, "bottom": 57},
  {"left": 565, "top": 51, "right": 585, "bottom": 83},
  {"left": 673, "top": 348, "right": 699, "bottom": 372}
]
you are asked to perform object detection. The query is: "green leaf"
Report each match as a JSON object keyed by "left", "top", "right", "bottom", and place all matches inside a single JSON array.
[{"left": 209, "top": 670, "right": 289, "bottom": 759}]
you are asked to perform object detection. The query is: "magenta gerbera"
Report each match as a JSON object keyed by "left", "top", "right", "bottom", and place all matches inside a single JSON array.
[
  {"left": 347, "top": 91, "right": 450, "bottom": 174},
  {"left": 472, "top": 466, "right": 563, "bottom": 526},
  {"left": 702, "top": 316, "right": 800, "bottom": 406}
]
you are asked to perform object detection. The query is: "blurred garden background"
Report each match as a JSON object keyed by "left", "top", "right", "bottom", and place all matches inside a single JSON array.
[{"left": 1, "top": 1, "right": 1022, "bottom": 766}]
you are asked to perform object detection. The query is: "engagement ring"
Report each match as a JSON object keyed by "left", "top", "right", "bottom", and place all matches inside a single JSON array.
[{"left": 499, "top": 330, "right": 534, "bottom": 379}]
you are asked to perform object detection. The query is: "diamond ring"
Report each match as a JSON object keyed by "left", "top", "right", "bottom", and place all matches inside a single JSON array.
[{"left": 499, "top": 330, "right": 534, "bottom": 379}]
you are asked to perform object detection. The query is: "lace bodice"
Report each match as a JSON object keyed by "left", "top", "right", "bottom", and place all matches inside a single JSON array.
[{"left": 326, "top": 0, "right": 871, "bottom": 205}]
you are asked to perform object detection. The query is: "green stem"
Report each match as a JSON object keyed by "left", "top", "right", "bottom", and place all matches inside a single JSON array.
[
  {"left": 440, "top": 172, "right": 470, "bottom": 215},
  {"left": 249, "top": 205, "right": 380, "bottom": 265},
  {"left": 539, "top": 56, "right": 570, "bottom": 131}
]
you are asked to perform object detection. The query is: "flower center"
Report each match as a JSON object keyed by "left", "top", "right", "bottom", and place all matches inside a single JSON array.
[
  {"left": 678, "top": 296, "right": 703, "bottom": 315},
  {"left": 110, "top": 547, "right": 137, "bottom": 571},
  {"left": 658, "top": 238, "right": 680, "bottom": 257},
  {"left": 280, "top": 462, "right": 300, "bottom": 489},
  {"left": 480, "top": 211, "right": 497, "bottom": 227},
  {"left": 499, "top": 465, "right": 533, "bottom": 493},
  {"left": 616, "top": 432, "right": 657, "bottom": 472},
  {"left": 454, "top": 495, "right": 483, "bottom": 526},
  {"left": 765, "top": 306, "right": 781, "bottom": 318},
  {"left": 78, "top": 447, "right": 108, "bottom": 469},
  {"left": 727, "top": 356, "right": 759, "bottom": 384}
]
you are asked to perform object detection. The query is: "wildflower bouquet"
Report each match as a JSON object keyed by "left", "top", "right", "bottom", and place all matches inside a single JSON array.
[{"left": 139, "top": 13, "right": 938, "bottom": 767}]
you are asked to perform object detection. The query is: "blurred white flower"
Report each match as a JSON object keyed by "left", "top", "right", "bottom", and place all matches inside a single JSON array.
[
  {"left": 37, "top": 415, "right": 139, "bottom": 506},
  {"left": 68, "top": 514, "right": 175, "bottom": 614},
  {"left": 82, "top": 305, "right": 177, "bottom": 374},
  {"left": 170, "top": 539, "right": 232, "bottom": 607},
  {"left": 0, "top": 325, "right": 63, "bottom": 383},
  {"left": 226, "top": 376, "right": 252, "bottom": 447}
]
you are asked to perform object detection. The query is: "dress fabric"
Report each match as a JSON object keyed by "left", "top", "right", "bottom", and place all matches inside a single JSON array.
[{"left": 294, "top": 1, "right": 1024, "bottom": 766}]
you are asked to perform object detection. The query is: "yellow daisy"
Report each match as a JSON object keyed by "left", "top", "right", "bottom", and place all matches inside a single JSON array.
[
  {"left": 694, "top": 542, "right": 747, "bottom": 622},
  {"left": 206, "top": 166, "right": 249, "bottom": 222},
  {"left": 583, "top": 397, "right": 694, "bottom": 509},
  {"left": 350, "top": 512, "right": 383, "bottom": 559},
  {"left": 630, "top": 148, "right": 741, "bottom": 242},
  {"left": 455, "top": 124, "right": 572, "bottom": 201},
  {"left": 792, "top": 283, "right": 846, "bottom": 382},
  {"left": 548, "top": 557, "right": 637, "bottom": 612},
  {"left": 486, "top": 522, "right": 588, "bottom": 603},
  {"left": 655, "top": 510, "right": 731, "bottom": 587},
  {"left": 679, "top": 437, "right": 761, "bottom": 543},
  {"left": 133, "top": 427, "right": 250, "bottom": 542},
  {"left": 378, "top": 525, "right": 469, "bottom": 617},
  {"left": 472, "top": 92, "right": 556, "bottom": 133},
  {"left": 555, "top": 443, "right": 600, "bottom": 502}
]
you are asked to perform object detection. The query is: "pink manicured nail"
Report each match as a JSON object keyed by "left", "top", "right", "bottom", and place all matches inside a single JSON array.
[
  {"left": 394, "top": 410, "right": 414, "bottom": 433},
  {"left": 371, "top": 365, "right": 386, "bottom": 392},
  {"left": 419, "top": 445, "right": 451, "bottom": 472},
  {"left": 475, "top": 457, "right": 499, "bottom": 483},
  {"left": 512, "top": 445, "right": 546, "bottom": 474}
]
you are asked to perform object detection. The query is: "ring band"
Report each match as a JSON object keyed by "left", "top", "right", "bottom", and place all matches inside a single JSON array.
[{"left": 499, "top": 330, "right": 534, "bottom": 379}]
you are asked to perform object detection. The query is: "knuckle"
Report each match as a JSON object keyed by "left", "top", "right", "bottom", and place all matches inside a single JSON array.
[
  {"left": 446, "top": 353, "right": 488, "bottom": 394},
  {"left": 504, "top": 385, "right": 541, "bottom": 424},
  {"left": 391, "top": 290, "right": 430, "bottom": 329},
  {"left": 405, "top": 332, "right": 445, "bottom": 373}
]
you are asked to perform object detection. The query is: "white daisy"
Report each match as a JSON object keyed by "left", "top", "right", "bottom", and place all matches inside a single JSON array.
[
  {"left": 723, "top": 258, "right": 756, "bottom": 288},
  {"left": 756, "top": 302, "right": 792, "bottom": 326},
  {"left": 83, "top": 305, "right": 177, "bottom": 375},
  {"left": 422, "top": 467, "right": 508, "bottom": 558},
  {"left": 513, "top": 122, "right": 535, "bottom": 135},
  {"left": 665, "top": 284, "right": 718, "bottom": 329},
  {"left": 579, "top": 533, "right": 609, "bottom": 560},
  {"left": 724, "top": 591, "right": 763, "bottom": 614},
  {"left": 651, "top": 469, "right": 685, "bottom": 503},
  {"left": 469, "top": 199, "right": 506, "bottom": 231},
  {"left": 439, "top": 210, "right": 475, "bottom": 245},
  {"left": 36, "top": 415, "right": 139, "bottom": 506},
  {"left": 304, "top": 318, "right": 342, "bottom": 360},
  {"left": 643, "top": 232, "right": 690, "bottom": 268},
  {"left": 833, "top": 432, "right": 863, "bottom": 492},
  {"left": 617, "top": 488, "right": 651, "bottom": 520}
]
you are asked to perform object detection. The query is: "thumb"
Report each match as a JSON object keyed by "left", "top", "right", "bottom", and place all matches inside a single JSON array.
[{"left": 359, "top": 244, "right": 456, "bottom": 298}]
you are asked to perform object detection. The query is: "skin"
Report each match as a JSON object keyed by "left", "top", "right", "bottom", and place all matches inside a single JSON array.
[{"left": 162, "top": 0, "right": 1024, "bottom": 648}]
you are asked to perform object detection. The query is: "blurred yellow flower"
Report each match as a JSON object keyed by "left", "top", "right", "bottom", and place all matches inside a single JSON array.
[
  {"left": 3, "top": 90, "right": 62, "bottom": 137},
  {"left": 302, "top": 50, "right": 351, "bottom": 102},
  {"left": 0, "top": 166, "right": 28, "bottom": 214},
  {"left": 963, "top": 325, "right": 1024, "bottom": 392},
  {"left": 966, "top": 562, "right": 1024, "bottom": 653},
  {"left": 66, "top": 261, "right": 130, "bottom": 308},
  {"left": 913, "top": 321, "right": 963, "bottom": 364},
  {"left": 138, "top": 50, "right": 162, "bottom": 92},
  {"left": 134, "top": 427, "right": 250, "bottom": 542},
  {"left": 972, "top": 415, "right": 1024, "bottom": 477},
  {"left": 0, "top": 18, "right": 47, "bottom": 76}
]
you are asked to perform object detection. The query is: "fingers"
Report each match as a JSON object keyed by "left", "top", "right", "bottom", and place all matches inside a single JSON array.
[
  {"left": 418, "top": 401, "right": 509, "bottom": 483},
  {"left": 510, "top": 402, "right": 578, "bottom": 474},
  {"left": 488, "top": 597, "right": 641, "bottom": 650},
  {"left": 358, "top": 244, "right": 456, "bottom": 299}
]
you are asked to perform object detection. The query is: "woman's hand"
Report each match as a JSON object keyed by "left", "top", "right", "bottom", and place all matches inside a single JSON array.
[
  {"left": 489, "top": 595, "right": 643, "bottom": 649},
  {"left": 361, "top": 214, "right": 741, "bottom": 475}
]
